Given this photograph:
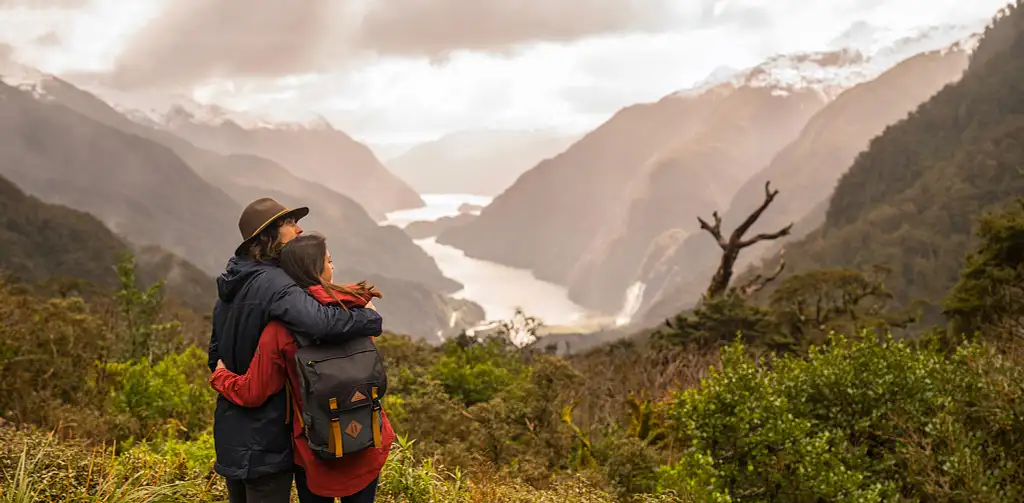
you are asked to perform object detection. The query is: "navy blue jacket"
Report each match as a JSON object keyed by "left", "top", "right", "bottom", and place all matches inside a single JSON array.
[{"left": 207, "top": 256, "right": 383, "bottom": 480}]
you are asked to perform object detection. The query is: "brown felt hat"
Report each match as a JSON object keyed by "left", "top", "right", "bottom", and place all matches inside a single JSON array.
[{"left": 235, "top": 197, "right": 309, "bottom": 257}]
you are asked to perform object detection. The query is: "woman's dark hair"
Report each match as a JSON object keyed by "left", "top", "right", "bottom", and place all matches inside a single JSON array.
[{"left": 279, "top": 234, "right": 382, "bottom": 307}]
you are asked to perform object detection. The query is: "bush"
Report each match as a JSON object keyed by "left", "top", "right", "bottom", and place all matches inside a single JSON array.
[
  {"left": 101, "top": 346, "right": 216, "bottom": 443},
  {"left": 659, "top": 336, "right": 1024, "bottom": 502},
  {"left": 431, "top": 337, "right": 531, "bottom": 406}
]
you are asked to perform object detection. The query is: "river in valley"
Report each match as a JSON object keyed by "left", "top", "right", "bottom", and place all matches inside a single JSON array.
[{"left": 383, "top": 194, "right": 646, "bottom": 331}]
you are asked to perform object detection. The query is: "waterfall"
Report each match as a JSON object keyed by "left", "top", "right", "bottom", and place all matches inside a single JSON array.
[{"left": 614, "top": 281, "right": 647, "bottom": 327}]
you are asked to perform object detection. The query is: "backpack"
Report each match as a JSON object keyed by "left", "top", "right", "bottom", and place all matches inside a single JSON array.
[{"left": 290, "top": 335, "right": 388, "bottom": 459}]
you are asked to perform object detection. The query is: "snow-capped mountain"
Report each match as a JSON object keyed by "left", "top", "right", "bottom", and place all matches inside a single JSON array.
[
  {"left": 678, "top": 22, "right": 984, "bottom": 100},
  {"left": 0, "top": 58, "right": 56, "bottom": 100},
  {"left": 0, "top": 56, "right": 333, "bottom": 134},
  {"left": 82, "top": 84, "right": 336, "bottom": 133}
]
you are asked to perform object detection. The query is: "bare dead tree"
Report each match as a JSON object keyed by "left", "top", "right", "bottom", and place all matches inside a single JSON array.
[{"left": 698, "top": 181, "right": 793, "bottom": 299}]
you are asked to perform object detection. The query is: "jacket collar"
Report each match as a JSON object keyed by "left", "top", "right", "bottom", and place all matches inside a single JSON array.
[{"left": 307, "top": 284, "right": 370, "bottom": 308}]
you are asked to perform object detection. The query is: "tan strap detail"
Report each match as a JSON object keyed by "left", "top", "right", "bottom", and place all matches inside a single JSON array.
[
  {"left": 328, "top": 397, "right": 343, "bottom": 457},
  {"left": 329, "top": 419, "right": 344, "bottom": 457},
  {"left": 371, "top": 387, "right": 382, "bottom": 448}
]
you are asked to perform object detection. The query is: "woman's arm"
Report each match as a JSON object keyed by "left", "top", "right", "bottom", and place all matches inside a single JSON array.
[
  {"left": 209, "top": 324, "right": 288, "bottom": 407},
  {"left": 266, "top": 271, "right": 383, "bottom": 343}
]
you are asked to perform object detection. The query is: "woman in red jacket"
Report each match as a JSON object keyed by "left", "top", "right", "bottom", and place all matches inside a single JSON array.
[{"left": 210, "top": 233, "right": 395, "bottom": 503}]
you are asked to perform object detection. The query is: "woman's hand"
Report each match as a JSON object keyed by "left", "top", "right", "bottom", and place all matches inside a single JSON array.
[{"left": 216, "top": 359, "right": 226, "bottom": 370}]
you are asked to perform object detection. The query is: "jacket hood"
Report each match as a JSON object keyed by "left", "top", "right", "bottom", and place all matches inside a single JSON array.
[{"left": 217, "top": 256, "right": 275, "bottom": 302}]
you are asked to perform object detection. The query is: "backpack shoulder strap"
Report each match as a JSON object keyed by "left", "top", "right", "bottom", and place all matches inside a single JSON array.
[{"left": 285, "top": 376, "right": 303, "bottom": 428}]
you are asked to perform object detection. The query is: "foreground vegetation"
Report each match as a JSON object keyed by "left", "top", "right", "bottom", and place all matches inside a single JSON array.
[{"left": 0, "top": 200, "right": 1022, "bottom": 502}]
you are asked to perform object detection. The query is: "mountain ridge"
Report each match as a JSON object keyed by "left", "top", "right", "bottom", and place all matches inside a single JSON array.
[{"left": 636, "top": 42, "right": 974, "bottom": 324}]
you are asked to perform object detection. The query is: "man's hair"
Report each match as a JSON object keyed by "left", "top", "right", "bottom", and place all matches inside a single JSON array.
[{"left": 244, "top": 218, "right": 287, "bottom": 261}]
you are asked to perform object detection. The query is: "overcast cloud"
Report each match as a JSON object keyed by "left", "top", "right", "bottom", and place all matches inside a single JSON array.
[{"left": 0, "top": 0, "right": 1011, "bottom": 145}]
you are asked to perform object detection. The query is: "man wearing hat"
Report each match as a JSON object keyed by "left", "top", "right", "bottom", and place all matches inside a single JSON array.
[{"left": 208, "top": 197, "right": 383, "bottom": 503}]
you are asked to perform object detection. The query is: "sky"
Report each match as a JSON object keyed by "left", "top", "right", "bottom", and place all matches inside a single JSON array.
[{"left": 0, "top": 0, "right": 1011, "bottom": 150}]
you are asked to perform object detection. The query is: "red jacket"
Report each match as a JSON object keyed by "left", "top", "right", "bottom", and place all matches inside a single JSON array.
[{"left": 209, "top": 285, "right": 395, "bottom": 497}]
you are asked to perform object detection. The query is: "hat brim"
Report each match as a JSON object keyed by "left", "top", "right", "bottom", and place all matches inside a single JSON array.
[{"left": 234, "top": 206, "right": 310, "bottom": 257}]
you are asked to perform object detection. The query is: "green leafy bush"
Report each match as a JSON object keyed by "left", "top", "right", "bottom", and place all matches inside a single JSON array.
[
  {"left": 431, "top": 337, "right": 531, "bottom": 405},
  {"left": 659, "top": 336, "right": 1024, "bottom": 502},
  {"left": 102, "top": 346, "right": 215, "bottom": 442}
]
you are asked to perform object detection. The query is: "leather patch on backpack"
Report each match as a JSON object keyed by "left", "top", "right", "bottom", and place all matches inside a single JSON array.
[
  {"left": 345, "top": 419, "right": 363, "bottom": 439},
  {"left": 351, "top": 391, "right": 367, "bottom": 402}
]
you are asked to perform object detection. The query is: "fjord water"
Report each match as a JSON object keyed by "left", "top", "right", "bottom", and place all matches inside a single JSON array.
[
  {"left": 384, "top": 194, "right": 649, "bottom": 330},
  {"left": 383, "top": 194, "right": 595, "bottom": 325}
]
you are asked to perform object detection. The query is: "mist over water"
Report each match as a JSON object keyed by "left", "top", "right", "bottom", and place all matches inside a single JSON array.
[{"left": 382, "top": 194, "right": 492, "bottom": 227}]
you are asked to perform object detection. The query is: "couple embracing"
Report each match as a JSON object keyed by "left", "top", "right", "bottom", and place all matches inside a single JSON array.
[{"left": 207, "top": 197, "right": 395, "bottom": 503}]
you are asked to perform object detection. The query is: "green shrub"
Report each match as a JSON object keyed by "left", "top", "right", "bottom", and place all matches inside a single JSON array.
[
  {"left": 102, "top": 346, "right": 215, "bottom": 442},
  {"left": 659, "top": 335, "right": 1024, "bottom": 502},
  {"left": 431, "top": 337, "right": 531, "bottom": 406}
]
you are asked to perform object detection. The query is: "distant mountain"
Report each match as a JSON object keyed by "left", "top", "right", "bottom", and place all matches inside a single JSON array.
[
  {"left": 387, "top": 129, "right": 581, "bottom": 196},
  {"left": 714, "top": 5, "right": 1024, "bottom": 322},
  {"left": 637, "top": 41, "right": 974, "bottom": 323},
  {"left": 0, "top": 67, "right": 475, "bottom": 340},
  {"left": 438, "top": 93, "right": 724, "bottom": 299},
  {"left": 438, "top": 23, "right": 986, "bottom": 316},
  {"left": 437, "top": 61, "right": 835, "bottom": 312},
  {"left": 0, "top": 78, "right": 240, "bottom": 275},
  {"left": 0, "top": 172, "right": 215, "bottom": 310},
  {"left": 87, "top": 91, "right": 423, "bottom": 220},
  {"left": 0, "top": 67, "right": 457, "bottom": 294},
  {"left": 562, "top": 86, "right": 824, "bottom": 312}
]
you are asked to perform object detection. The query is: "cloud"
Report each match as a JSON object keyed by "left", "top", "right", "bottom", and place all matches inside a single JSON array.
[
  {"left": 32, "top": 30, "right": 60, "bottom": 46},
  {"left": 0, "top": 0, "right": 91, "bottom": 8},
  {"left": 104, "top": 0, "right": 353, "bottom": 90},
  {"left": 356, "top": 0, "right": 680, "bottom": 58},
  {"left": 0, "top": 41, "right": 13, "bottom": 61},
  {"left": 102, "top": 0, "right": 691, "bottom": 89},
  {"left": 2, "top": 0, "right": 1012, "bottom": 144}
]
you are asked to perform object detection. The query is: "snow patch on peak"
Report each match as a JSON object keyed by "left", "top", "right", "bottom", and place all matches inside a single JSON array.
[
  {"left": 0, "top": 59, "right": 56, "bottom": 100},
  {"left": 83, "top": 84, "right": 336, "bottom": 133},
  {"left": 674, "top": 21, "right": 987, "bottom": 101}
]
